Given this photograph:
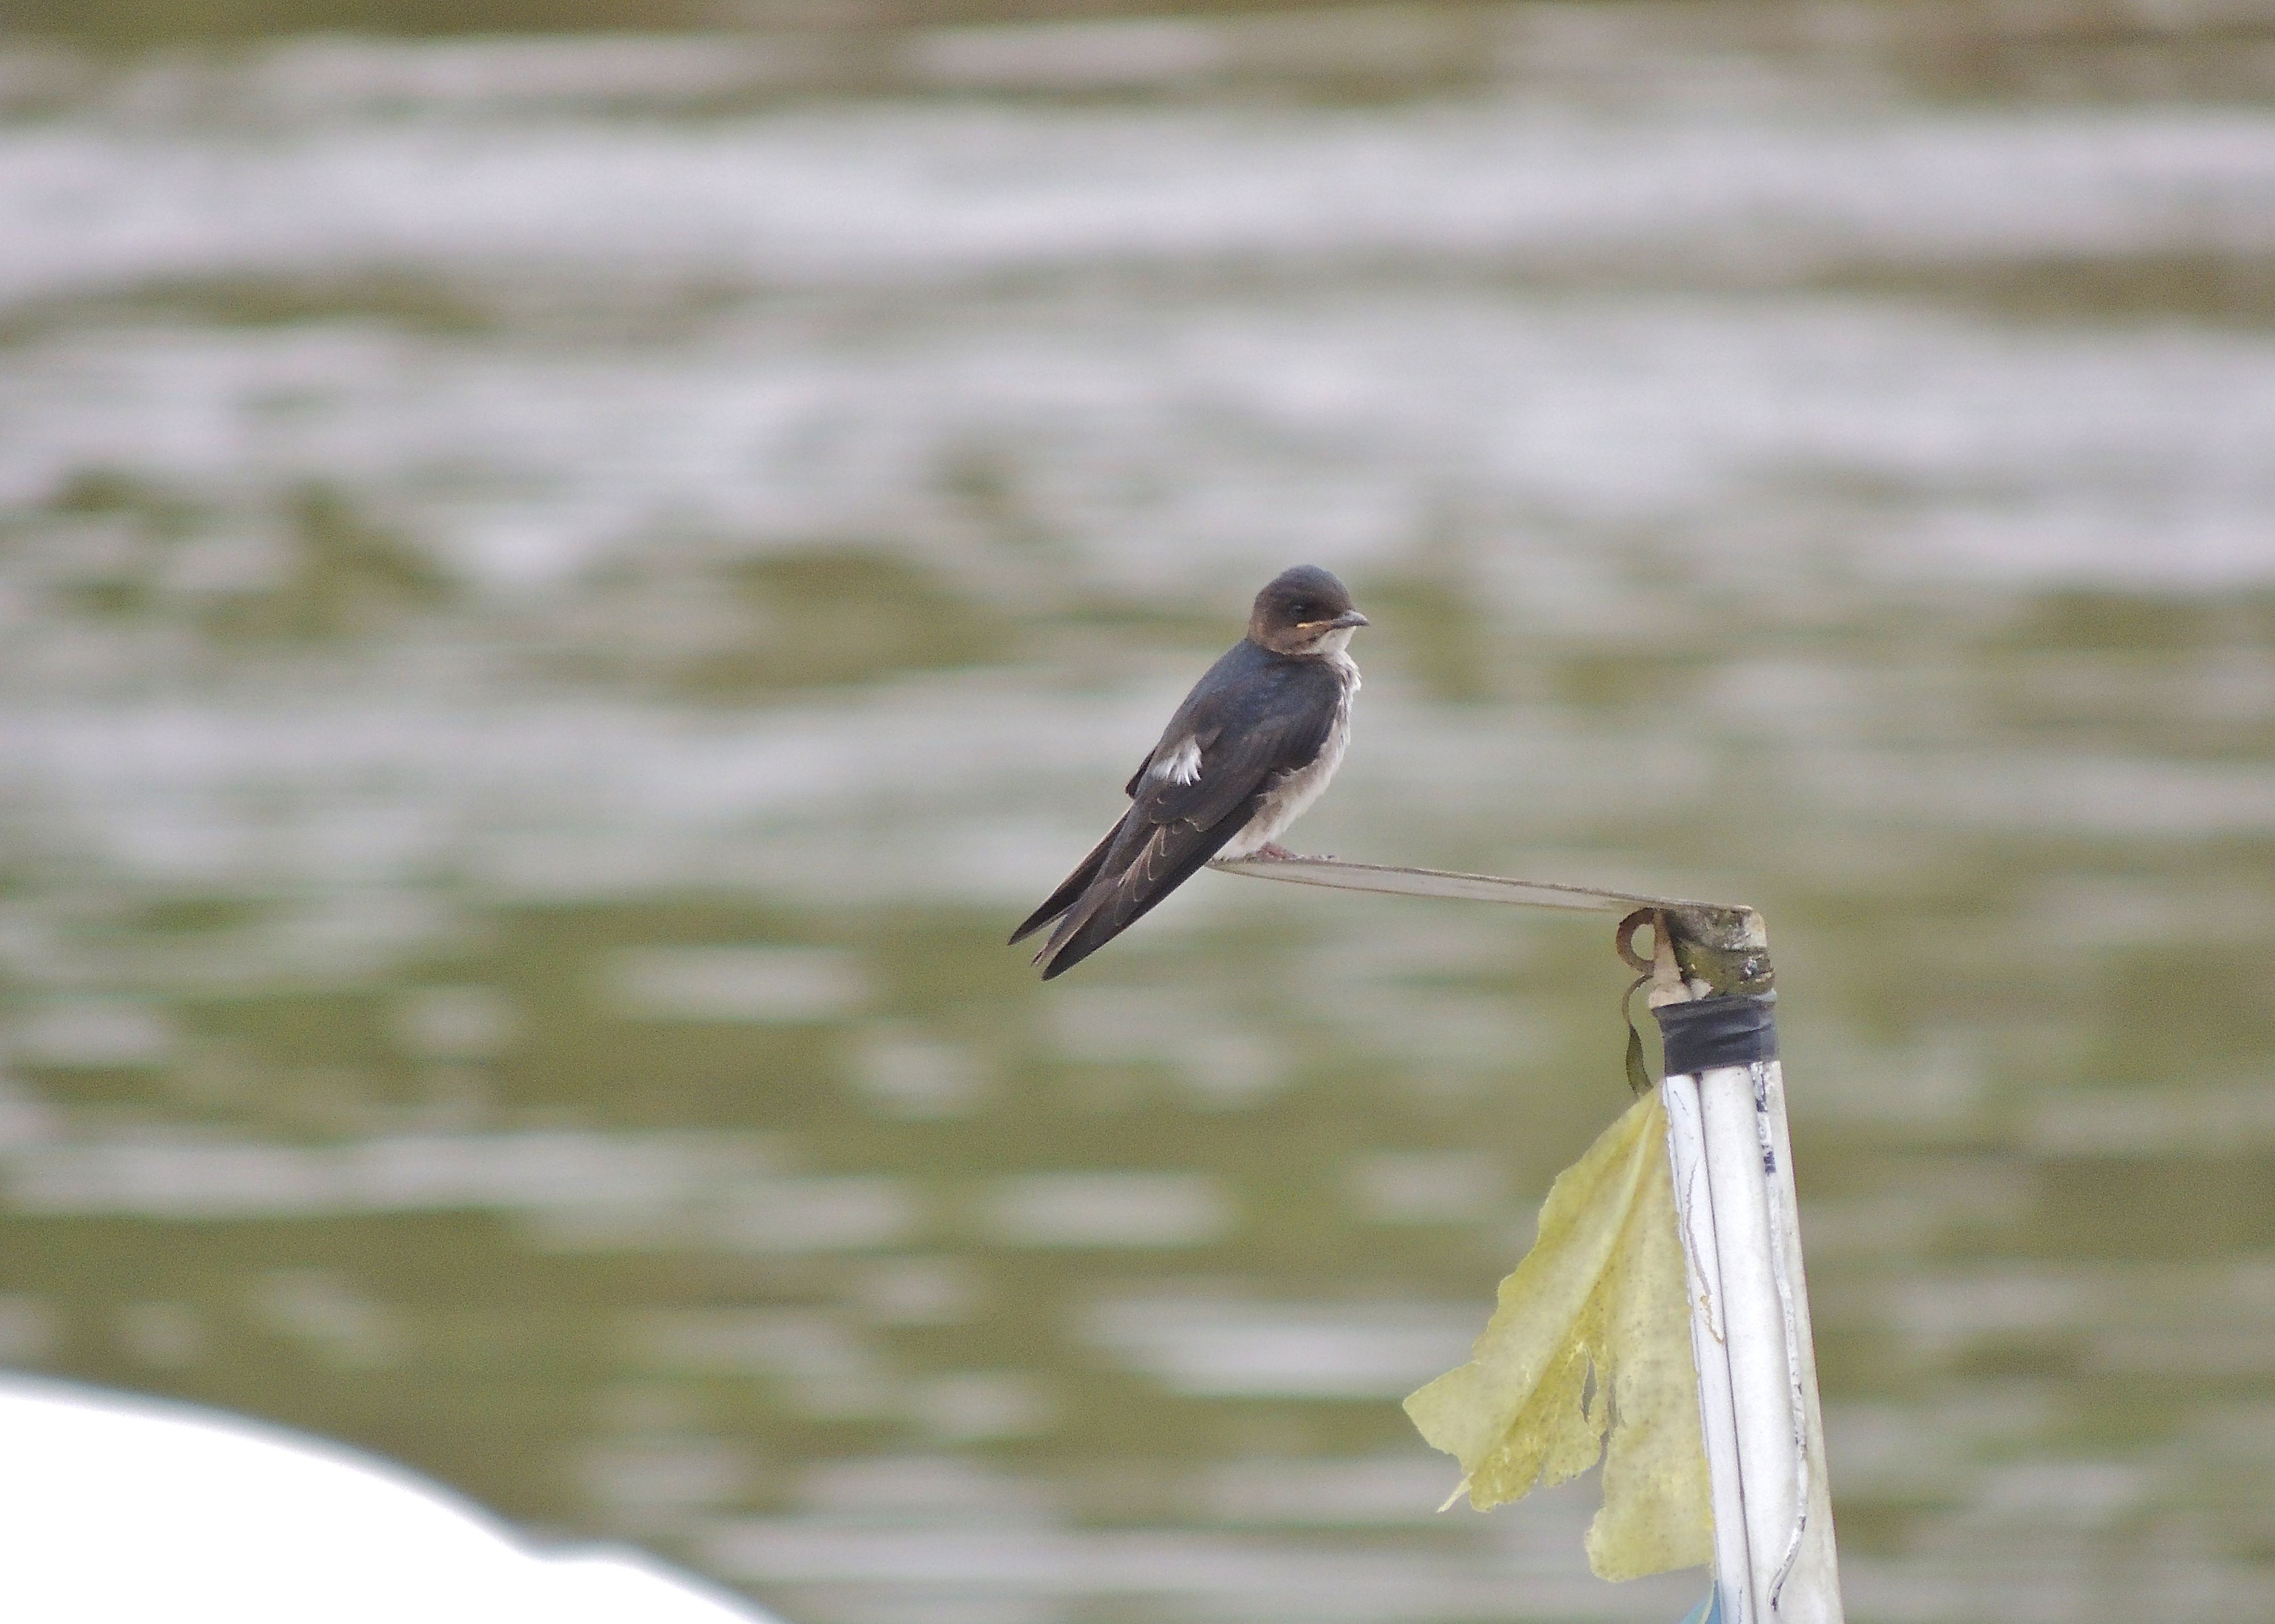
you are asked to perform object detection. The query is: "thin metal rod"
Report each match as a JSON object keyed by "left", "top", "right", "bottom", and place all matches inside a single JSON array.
[
  {"left": 1210, "top": 854, "right": 1720, "bottom": 913},
  {"left": 1210, "top": 855, "right": 1769, "bottom": 987}
]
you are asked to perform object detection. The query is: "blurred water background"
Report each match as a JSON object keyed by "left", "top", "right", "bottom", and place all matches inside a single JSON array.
[{"left": 3, "top": 2, "right": 2274, "bottom": 1620}]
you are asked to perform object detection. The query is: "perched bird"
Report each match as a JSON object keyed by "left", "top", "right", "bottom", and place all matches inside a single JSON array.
[{"left": 1011, "top": 564, "right": 1367, "bottom": 979}]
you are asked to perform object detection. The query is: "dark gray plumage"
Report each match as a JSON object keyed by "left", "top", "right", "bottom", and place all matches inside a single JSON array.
[{"left": 1010, "top": 565, "right": 1367, "bottom": 979}]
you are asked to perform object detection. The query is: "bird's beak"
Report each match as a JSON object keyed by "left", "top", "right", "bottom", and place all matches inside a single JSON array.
[{"left": 1329, "top": 609, "right": 1369, "bottom": 629}]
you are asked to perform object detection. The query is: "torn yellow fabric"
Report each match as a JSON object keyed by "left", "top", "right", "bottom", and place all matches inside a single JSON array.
[{"left": 1403, "top": 1089, "right": 1711, "bottom": 1581}]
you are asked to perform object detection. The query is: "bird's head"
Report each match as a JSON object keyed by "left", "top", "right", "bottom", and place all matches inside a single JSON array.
[{"left": 1248, "top": 565, "right": 1369, "bottom": 657}]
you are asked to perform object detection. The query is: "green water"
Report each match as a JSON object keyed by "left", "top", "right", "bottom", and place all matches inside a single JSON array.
[{"left": 2, "top": 5, "right": 2273, "bottom": 1620}]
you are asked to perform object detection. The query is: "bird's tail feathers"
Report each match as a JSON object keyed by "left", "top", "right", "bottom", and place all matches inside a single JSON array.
[
  {"left": 1007, "top": 823, "right": 1121, "bottom": 946},
  {"left": 1032, "top": 814, "right": 1240, "bottom": 980},
  {"left": 1031, "top": 876, "right": 1116, "bottom": 979}
]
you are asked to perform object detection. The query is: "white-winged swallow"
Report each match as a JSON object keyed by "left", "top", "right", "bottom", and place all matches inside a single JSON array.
[{"left": 1010, "top": 564, "right": 1367, "bottom": 979}]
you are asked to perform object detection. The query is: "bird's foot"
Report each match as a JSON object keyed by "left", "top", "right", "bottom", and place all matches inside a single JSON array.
[{"left": 1253, "top": 843, "right": 1300, "bottom": 861}]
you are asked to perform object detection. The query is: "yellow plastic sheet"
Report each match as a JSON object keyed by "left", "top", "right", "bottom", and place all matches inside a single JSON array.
[{"left": 1403, "top": 1090, "right": 1712, "bottom": 1581}]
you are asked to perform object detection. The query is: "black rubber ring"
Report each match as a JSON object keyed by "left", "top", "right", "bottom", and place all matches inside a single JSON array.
[{"left": 1655, "top": 994, "right": 1779, "bottom": 1075}]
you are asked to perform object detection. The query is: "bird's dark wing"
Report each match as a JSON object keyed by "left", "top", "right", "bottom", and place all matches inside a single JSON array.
[
  {"left": 1011, "top": 640, "right": 1251, "bottom": 949},
  {"left": 1030, "top": 652, "right": 1341, "bottom": 979}
]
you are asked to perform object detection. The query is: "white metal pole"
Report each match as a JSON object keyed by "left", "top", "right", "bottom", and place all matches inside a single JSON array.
[
  {"left": 1749, "top": 1058, "right": 1843, "bottom": 1618},
  {"left": 1661, "top": 1068, "right": 1758, "bottom": 1624},
  {"left": 1647, "top": 899, "right": 1840, "bottom": 1623},
  {"left": 1667, "top": 1050, "right": 1844, "bottom": 1621}
]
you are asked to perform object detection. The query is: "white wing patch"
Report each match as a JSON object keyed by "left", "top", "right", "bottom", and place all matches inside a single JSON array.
[{"left": 1147, "top": 736, "right": 1204, "bottom": 786}]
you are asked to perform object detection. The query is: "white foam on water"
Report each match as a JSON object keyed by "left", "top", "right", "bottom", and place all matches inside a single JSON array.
[
  {"left": 1081, "top": 1295, "right": 1481, "bottom": 1397},
  {"left": 604, "top": 945, "right": 868, "bottom": 1022},
  {"left": 0, "top": 1127, "right": 786, "bottom": 1218},
  {"left": 6, "top": 295, "right": 2274, "bottom": 613},
  {"left": 982, "top": 1171, "right": 1234, "bottom": 1248},
  {"left": 5, "top": 92, "right": 2274, "bottom": 308}
]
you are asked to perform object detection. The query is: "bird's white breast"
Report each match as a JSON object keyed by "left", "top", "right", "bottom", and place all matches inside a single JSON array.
[{"left": 1219, "top": 649, "right": 1358, "bottom": 858}]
